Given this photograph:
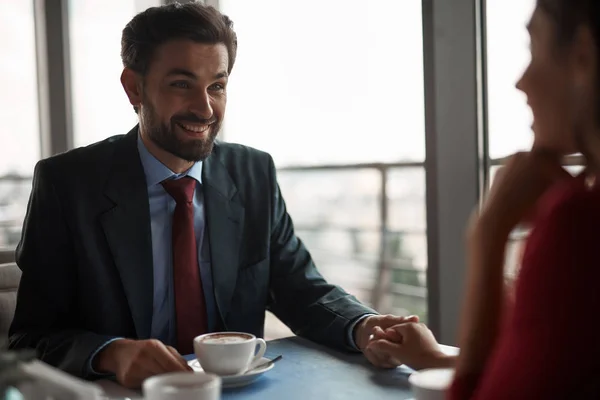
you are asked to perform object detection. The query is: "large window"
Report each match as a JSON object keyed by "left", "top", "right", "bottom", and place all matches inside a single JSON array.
[
  {"left": 221, "top": 0, "right": 425, "bottom": 166},
  {"left": 0, "top": 2, "right": 40, "bottom": 248},
  {"left": 485, "top": 0, "right": 536, "bottom": 281},
  {"left": 486, "top": 0, "right": 536, "bottom": 160},
  {"left": 69, "top": 0, "right": 159, "bottom": 147},
  {"left": 220, "top": 0, "right": 427, "bottom": 336}
]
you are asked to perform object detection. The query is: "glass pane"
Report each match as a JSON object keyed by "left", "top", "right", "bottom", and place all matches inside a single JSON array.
[
  {"left": 388, "top": 168, "right": 427, "bottom": 232},
  {"left": 486, "top": 0, "right": 536, "bottom": 159},
  {"left": 278, "top": 169, "right": 382, "bottom": 304},
  {"left": 0, "top": 1, "right": 40, "bottom": 248},
  {"left": 386, "top": 168, "right": 427, "bottom": 320},
  {"left": 69, "top": 1, "right": 159, "bottom": 147},
  {"left": 297, "top": 227, "right": 380, "bottom": 305},
  {"left": 278, "top": 169, "right": 381, "bottom": 230},
  {"left": 279, "top": 169, "right": 381, "bottom": 307},
  {"left": 219, "top": 0, "right": 425, "bottom": 166},
  {"left": 278, "top": 167, "right": 427, "bottom": 319}
]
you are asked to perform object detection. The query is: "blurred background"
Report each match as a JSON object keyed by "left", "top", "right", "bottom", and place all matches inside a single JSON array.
[{"left": 1, "top": 0, "right": 555, "bottom": 342}]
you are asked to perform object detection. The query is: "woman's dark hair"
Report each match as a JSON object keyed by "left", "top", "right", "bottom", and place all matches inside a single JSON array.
[
  {"left": 537, "top": 0, "right": 600, "bottom": 46},
  {"left": 121, "top": 2, "right": 237, "bottom": 76},
  {"left": 538, "top": 0, "right": 600, "bottom": 162}
]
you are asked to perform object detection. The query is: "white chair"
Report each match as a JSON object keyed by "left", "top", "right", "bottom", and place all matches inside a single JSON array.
[{"left": 0, "top": 262, "right": 21, "bottom": 338}]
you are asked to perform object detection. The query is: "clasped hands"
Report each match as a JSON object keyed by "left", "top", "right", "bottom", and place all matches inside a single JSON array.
[{"left": 354, "top": 315, "right": 455, "bottom": 370}]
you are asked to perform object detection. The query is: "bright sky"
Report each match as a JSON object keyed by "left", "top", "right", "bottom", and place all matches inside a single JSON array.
[{"left": 0, "top": 0, "right": 536, "bottom": 175}]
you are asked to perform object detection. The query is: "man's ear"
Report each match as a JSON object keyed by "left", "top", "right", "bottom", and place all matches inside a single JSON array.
[{"left": 121, "top": 68, "right": 143, "bottom": 111}]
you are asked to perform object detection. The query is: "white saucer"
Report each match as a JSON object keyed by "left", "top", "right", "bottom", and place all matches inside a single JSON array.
[{"left": 187, "top": 357, "right": 275, "bottom": 389}]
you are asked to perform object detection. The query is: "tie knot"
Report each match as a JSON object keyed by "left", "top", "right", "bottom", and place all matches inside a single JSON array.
[{"left": 161, "top": 176, "right": 196, "bottom": 204}]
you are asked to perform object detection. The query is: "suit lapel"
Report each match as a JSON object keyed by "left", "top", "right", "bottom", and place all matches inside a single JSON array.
[
  {"left": 100, "top": 127, "right": 154, "bottom": 339},
  {"left": 202, "top": 147, "right": 244, "bottom": 327}
]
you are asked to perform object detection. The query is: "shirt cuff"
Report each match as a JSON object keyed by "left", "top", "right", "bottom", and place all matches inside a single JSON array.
[
  {"left": 346, "top": 314, "right": 377, "bottom": 351},
  {"left": 85, "top": 337, "right": 124, "bottom": 378}
]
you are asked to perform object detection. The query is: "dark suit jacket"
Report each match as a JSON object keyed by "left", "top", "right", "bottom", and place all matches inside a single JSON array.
[{"left": 9, "top": 127, "right": 375, "bottom": 379}]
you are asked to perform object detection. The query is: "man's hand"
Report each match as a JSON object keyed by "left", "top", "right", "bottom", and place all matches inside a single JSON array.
[
  {"left": 367, "top": 322, "right": 455, "bottom": 370},
  {"left": 353, "top": 314, "right": 419, "bottom": 367},
  {"left": 94, "top": 339, "right": 192, "bottom": 388}
]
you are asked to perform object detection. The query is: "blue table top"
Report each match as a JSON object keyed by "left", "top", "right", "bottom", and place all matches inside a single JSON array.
[{"left": 185, "top": 336, "right": 416, "bottom": 400}]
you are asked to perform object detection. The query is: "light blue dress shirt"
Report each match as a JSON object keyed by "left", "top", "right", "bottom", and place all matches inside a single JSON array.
[{"left": 136, "top": 135, "right": 217, "bottom": 344}]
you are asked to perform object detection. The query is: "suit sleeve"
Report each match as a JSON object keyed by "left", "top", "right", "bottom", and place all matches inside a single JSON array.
[
  {"left": 9, "top": 161, "right": 117, "bottom": 379},
  {"left": 264, "top": 155, "right": 377, "bottom": 351}
]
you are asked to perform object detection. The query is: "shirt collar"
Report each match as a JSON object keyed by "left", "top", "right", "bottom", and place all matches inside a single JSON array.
[{"left": 137, "top": 134, "right": 203, "bottom": 187}]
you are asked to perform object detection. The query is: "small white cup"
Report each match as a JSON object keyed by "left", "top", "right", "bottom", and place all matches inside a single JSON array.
[
  {"left": 193, "top": 332, "right": 267, "bottom": 376},
  {"left": 143, "top": 372, "right": 221, "bottom": 400},
  {"left": 409, "top": 368, "right": 454, "bottom": 400}
]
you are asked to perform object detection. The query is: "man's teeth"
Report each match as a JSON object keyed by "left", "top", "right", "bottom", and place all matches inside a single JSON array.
[{"left": 179, "top": 123, "right": 210, "bottom": 133}]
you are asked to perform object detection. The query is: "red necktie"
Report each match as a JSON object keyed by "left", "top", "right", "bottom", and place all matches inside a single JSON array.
[{"left": 162, "top": 176, "right": 208, "bottom": 355}]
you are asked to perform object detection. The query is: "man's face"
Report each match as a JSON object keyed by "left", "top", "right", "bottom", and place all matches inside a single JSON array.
[{"left": 138, "top": 40, "right": 229, "bottom": 162}]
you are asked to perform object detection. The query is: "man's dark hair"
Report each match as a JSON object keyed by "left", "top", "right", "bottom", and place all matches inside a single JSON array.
[{"left": 121, "top": 1, "right": 237, "bottom": 77}]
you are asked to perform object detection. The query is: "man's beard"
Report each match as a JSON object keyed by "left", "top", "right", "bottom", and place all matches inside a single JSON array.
[{"left": 140, "top": 98, "right": 220, "bottom": 162}]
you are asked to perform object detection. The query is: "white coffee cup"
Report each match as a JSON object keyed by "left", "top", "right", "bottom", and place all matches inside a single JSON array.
[
  {"left": 143, "top": 372, "right": 221, "bottom": 400},
  {"left": 193, "top": 332, "right": 267, "bottom": 376},
  {"left": 409, "top": 368, "right": 454, "bottom": 400}
]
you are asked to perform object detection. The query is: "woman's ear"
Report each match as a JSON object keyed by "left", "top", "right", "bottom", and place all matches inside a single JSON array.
[{"left": 570, "top": 25, "right": 597, "bottom": 89}]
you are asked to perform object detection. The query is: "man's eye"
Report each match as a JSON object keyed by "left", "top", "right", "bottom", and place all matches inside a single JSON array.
[
  {"left": 171, "top": 81, "right": 191, "bottom": 89},
  {"left": 210, "top": 83, "right": 225, "bottom": 91}
]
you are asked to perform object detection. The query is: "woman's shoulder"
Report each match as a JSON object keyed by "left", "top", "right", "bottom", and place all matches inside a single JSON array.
[
  {"left": 535, "top": 173, "right": 600, "bottom": 223},
  {"left": 523, "top": 174, "right": 600, "bottom": 267},
  {"left": 517, "top": 174, "right": 600, "bottom": 317}
]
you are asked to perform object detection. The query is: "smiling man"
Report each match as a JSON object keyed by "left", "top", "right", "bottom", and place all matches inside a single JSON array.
[{"left": 8, "top": 2, "right": 449, "bottom": 389}]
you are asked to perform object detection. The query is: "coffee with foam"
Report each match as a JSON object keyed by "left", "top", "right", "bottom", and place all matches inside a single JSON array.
[{"left": 200, "top": 333, "right": 252, "bottom": 344}]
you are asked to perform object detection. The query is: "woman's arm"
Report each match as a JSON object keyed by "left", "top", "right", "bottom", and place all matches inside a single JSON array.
[
  {"left": 449, "top": 151, "right": 567, "bottom": 399},
  {"left": 450, "top": 216, "right": 509, "bottom": 398}
]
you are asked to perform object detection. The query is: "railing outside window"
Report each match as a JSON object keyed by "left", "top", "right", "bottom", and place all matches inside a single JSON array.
[{"left": 278, "top": 161, "right": 427, "bottom": 320}]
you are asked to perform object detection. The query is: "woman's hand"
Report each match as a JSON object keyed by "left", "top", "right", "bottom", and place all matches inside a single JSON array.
[
  {"left": 475, "top": 150, "right": 568, "bottom": 240},
  {"left": 367, "top": 322, "right": 456, "bottom": 370}
]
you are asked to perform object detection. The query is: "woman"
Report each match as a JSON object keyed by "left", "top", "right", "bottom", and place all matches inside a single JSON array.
[{"left": 450, "top": 0, "right": 600, "bottom": 398}]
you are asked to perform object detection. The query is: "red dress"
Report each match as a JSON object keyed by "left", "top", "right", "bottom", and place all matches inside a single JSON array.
[{"left": 449, "top": 175, "right": 600, "bottom": 399}]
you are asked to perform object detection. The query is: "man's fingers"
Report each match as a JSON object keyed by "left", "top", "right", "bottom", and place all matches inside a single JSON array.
[
  {"left": 166, "top": 345, "right": 193, "bottom": 371},
  {"left": 364, "top": 346, "right": 396, "bottom": 369},
  {"left": 384, "top": 328, "right": 403, "bottom": 343},
  {"left": 387, "top": 322, "right": 419, "bottom": 336},
  {"left": 365, "top": 344, "right": 387, "bottom": 364},
  {"left": 372, "top": 325, "right": 404, "bottom": 343},
  {"left": 365, "top": 341, "right": 403, "bottom": 369},
  {"left": 380, "top": 360, "right": 399, "bottom": 369},
  {"left": 377, "top": 315, "right": 419, "bottom": 329},
  {"left": 368, "top": 339, "right": 403, "bottom": 360},
  {"left": 149, "top": 342, "right": 191, "bottom": 372},
  {"left": 130, "top": 354, "right": 168, "bottom": 378},
  {"left": 372, "top": 326, "right": 388, "bottom": 340}
]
